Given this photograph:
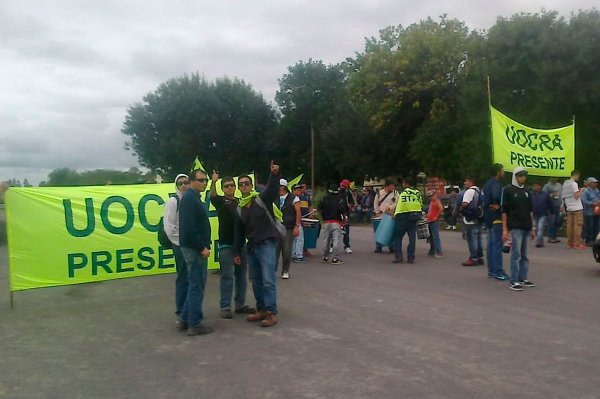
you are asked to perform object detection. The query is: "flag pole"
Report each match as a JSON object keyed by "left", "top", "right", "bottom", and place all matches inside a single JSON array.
[{"left": 487, "top": 76, "right": 494, "bottom": 163}]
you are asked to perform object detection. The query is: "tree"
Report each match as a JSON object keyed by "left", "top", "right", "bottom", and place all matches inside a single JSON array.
[{"left": 122, "top": 74, "right": 277, "bottom": 180}]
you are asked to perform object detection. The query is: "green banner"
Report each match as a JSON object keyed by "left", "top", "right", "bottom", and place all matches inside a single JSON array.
[
  {"left": 490, "top": 106, "right": 575, "bottom": 176},
  {"left": 6, "top": 181, "right": 242, "bottom": 292}
]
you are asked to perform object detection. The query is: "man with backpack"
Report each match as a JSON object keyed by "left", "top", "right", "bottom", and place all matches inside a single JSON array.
[
  {"left": 162, "top": 173, "right": 190, "bottom": 328},
  {"left": 461, "top": 176, "right": 484, "bottom": 267}
]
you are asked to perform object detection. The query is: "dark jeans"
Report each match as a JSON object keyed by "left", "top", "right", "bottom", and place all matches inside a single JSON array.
[
  {"left": 343, "top": 222, "right": 351, "bottom": 248},
  {"left": 510, "top": 229, "right": 530, "bottom": 284},
  {"left": 276, "top": 229, "right": 295, "bottom": 274},
  {"left": 464, "top": 223, "right": 483, "bottom": 260},
  {"left": 584, "top": 215, "right": 600, "bottom": 244},
  {"left": 486, "top": 223, "right": 504, "bottom": 276},
  {"left": 548, "top": 201, "right": 561, "bottom": 239},
  {"left": 443, "top": 209, "right": 457, "bottom": 226},
  {"left": 428, "top": 221, "right": 442, "bottom": 255},
  {"left": 180, "top": 247, "right": 208, "bottom": 328},
  {"left": 219, "top": 247, "right": 248, "bottom": 311},
  {"left": 393, "top": 214, "right": 417, "bottom": 262},
  {"left": 173, "top": 245, "right": 188, "bottom": 316}
]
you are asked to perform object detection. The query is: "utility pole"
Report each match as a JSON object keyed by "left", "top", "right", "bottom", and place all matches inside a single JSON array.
[{"left": 310, "top": 121, "right": 315, "bottom": 192}]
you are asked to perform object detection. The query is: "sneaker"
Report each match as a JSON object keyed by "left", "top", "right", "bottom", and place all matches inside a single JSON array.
[
  {"left": 462, "top": 259, "right": 477, "bottom": 266},
  {"left": 548, "top": 239, "right": 560, "bottom": 243},
  {"left": 446, "top": 225, "right": 452, "bottom": 230},
  {"left": 220, "top": 309, "right": 233, "bottom": 319},
  {"left": 321, "top": 256, "right": 329, "bottom": 263},
  {"left": 535, "top": 244, "right": 543, "bottom": 248},
  {"left": 509, "top": 282, "right": 524, "bottom": 291},
  {"left": 331, "top": 258, "right": 344, "bottom": 265},
  {"left": 521, "top": 280, "right": 535, "bottom": 287},
  {"left": 407, "top": 259, "right": 414, "bottom": 264},
  {"left": 434, "top": 254, "right": 443, "bottom": 259},
  {"left": 175, "top": 319, "right": 188, "bottom": 331},
  {"left": 495, "top": 273, "right": 510, "bottom": 281},
  {"left": 282, "top": 272, "right": 290, "bottom": 279},
  {"left": 234, "top": 305, "right": 256, "bottom": 314},
  {"left": 293, "top": 257, "right": 309, "bottom": 263},
  {"left": 186, "top": 325, "right": 214, "bottom": 336},
  {"left": 345, "top": 247, "right": 353, "bottom": 254},
  {"left": 477, "top": 258, "right": 485, "bottom": 265},
  {"left": 392, "top": 258, "right": 404, "bottom": 264},
  {"left": 451, "top": 226, "right": 457, "bottom": 230},
  {"left": 260, "top": 312, "right": 278, "bottom": 327},
  {"left": 374, "top": 248, "right": 382, "bottom": 253},
  {"left": 487, "top": 272, "right": 495, "bottom": 279}
]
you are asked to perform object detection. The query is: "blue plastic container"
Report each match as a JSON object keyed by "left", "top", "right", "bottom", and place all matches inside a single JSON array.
[
  {"left": 302, "top": 218, "right": 320, "bottom": 249},
  {"left": 374, "top": 213, "right": 395, "bottom": 247}
]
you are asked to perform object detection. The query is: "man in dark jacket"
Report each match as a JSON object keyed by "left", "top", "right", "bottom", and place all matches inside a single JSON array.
[
  {"left": 482, "top": 163, "right": 509, "bottom": 280},
  {"left": 318, "top": 185, "right": 347, "bottom": 265},
  {"left": 277, "top": 179, "right": 301, "bottom": 279},
  {"left": 502, "top": 166, "right": 536, "bottom": 291},
  {"left": 531, "top": 182, "right": 554, "bottom": 248},
  {"left": 178, "top": 168, "right": 213, "bottom": 336},
  {"left": 234, "top": 161, "right": 281, "bottom": 327}
]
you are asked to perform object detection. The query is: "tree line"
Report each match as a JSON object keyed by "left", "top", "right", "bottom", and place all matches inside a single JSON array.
[{"left": 122, "top": 10, "right": 600, "bottom": 186}]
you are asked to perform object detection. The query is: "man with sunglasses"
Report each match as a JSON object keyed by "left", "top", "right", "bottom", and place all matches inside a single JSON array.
[
  {"left": 178, "top": 169, "right": 213, "bottom": 335},
  {"left": 163, "top": 174, "right": 190, "bottom": 325},
  {"left": 234, "top": 161, "right": 282, "bottom": 327},
  {"left": 210, "top": 170, "right": 255, "bottom": 319}
]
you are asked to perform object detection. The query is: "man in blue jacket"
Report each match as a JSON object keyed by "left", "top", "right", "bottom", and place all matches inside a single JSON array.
[
  {"left": 178, "top": 168, "right": 213, "bottom": 336},
  {"left": 482, "top": 163, "right": 509, "bottom": 280}
]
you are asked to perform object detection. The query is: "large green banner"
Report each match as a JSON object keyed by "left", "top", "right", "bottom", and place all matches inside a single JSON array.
[
  {"left": 490, "top": 106, "right": 575, "bottom": 176},
  {"left": 6, "top": 183, "right": 225, "bottom": 292}
]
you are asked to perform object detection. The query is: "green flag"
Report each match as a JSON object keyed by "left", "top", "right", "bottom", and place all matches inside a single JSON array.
[
  {"left": 191, "top": 156, "right": 206, "bottom": 173},
  {"left": 490, "top": 106, "right": 575, "bottom": 177},
  {"left": 287, "top": 174, "right": 303, "bottom": 191}
]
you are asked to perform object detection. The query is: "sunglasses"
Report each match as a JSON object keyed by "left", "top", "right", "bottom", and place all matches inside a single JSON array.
[
  {"left": 238, "top": 181, "right": 252, "bottom": 187},
  {"left": 222, "top": 183, "right": 236, "bottom": 189},
  {"left": 176, "top": 181, "right": 189, "bottom": 187}
]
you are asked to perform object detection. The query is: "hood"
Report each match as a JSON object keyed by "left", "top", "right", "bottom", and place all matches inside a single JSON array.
[
  {"left": 511, "top": 167, "right": 526, "bottom": 188},
  {"left": 174, "top": 173, "right": 188, "bottom": 196}
]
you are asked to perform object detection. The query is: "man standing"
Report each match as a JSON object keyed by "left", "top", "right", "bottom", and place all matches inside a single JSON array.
[
  {"left": 482, "top": 164, "right": 509, "bottom": 280},
  {"left": 373, "top": 180, "right": 399, "bottom": 253},
  {"left": 581, "top": 177, "right": 600, "bottom": 246},
  {"left": 178, "top": 169, "right": 213, "bottom": 336},
  {"left": 163, "top": 174, "right": 190, "bottom": 324},
  {"left": 562, "top": 170, "right": 585, "bottom": 249},
  {"left": 502, "top": 167, "right": 536, "bottom": 291},
  {"left": 210, "top": 171, "right": 255, "bottom": 319},
  {"left": 296, "top": 182, "right": 315, "bottom": 258},
  {"left": 426, "top": 190, "right": 443, "bottom": 258},
  {"left": 339, "top": 179, "right": 354, "bottom": 254},
  {"left": 277, "top": 179, "right": 301, "bottom": 279},
  {"left": 461, "top": 177, "right": 484, "bottom": 267},
  {"left": 291, "top": 183, "right": 309, "bottom": 263},
  {"left": 392, "top": 177, "right": 423, "bottom": 264},
  {"left": 531, "top": 182, "right": 553, "bottom": 248},
  {"left": 543, "top": 177, "right": 563, "bottom": 243},
  {"left": 234, "top": 161, "right": 281, "bottom": 327},
  {"left": 318, "top": 185, "right": 347, "bottom": 265}
]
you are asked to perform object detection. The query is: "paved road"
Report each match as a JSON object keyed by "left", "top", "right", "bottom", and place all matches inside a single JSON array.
[{"left": 1, "top": 225, "right": 599, "bottom": 398}]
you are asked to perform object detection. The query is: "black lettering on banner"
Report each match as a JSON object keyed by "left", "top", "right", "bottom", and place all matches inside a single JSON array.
[{"left": 508, "top": 151, "right": 566, "bottom": 171}]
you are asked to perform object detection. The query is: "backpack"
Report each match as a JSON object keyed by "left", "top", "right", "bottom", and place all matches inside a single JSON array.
[
  {"left": 157, "top": 195, "right": 180, "bottom": 248},
  {"left": 461, "top": 187, "right": 484, "bottom": 223}
]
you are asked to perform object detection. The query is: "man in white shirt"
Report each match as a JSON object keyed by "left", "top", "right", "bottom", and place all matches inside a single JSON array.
[
  {"left": 562, "top": 170, "right": 585, "bottom": 249},
  {"left": 373, "top": 180, "right": 399, "bottom": 253}
]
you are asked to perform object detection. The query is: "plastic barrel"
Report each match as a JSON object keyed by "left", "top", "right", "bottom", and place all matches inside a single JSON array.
[
  {"left": 374, "top": 213, "right": 395, "bottom": 247},
  {"left": 302, "top": 218, "right": 320, "bottom": 249},
  {"left": 371, "top": 216, "right": 382, "bottom": 233}
]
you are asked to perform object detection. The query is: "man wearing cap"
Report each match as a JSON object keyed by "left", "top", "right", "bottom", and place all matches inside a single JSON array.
[
  {"left": 277, "top": 178, "right": 301, "bottom": 279},
  {"left": 291, "top": 183, "right": 309, "bottom": 263},
  {"left": 339, "top": 179, "right": 354, "bottom": 254},
  {"left": 562, "top": 170, "right": 585, "bottom": 249},
  {"left": 502, "top": 167, "right": 536, "bottom": 291},
  {"left": 581, "top": 177, "right": 600, "bottom": 246},
  {"left": 392, "top": 177, "right": 423, "bottom": 264}
]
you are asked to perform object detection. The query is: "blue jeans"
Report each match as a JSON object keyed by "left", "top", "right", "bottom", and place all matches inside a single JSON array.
[
  {"left": 247, "top": 240, "right": 277, "bottom": 313},
  {"left": 464, "top": 224, "right": 483, "bottom": 261},
  {"left": 219, "top": 247, "right": 248, "bottom": 311},
  {"left": 548, "top": 201, "right": 561, "bottom": 239},
  {"left": 180, "top": 247, "right": 208, "bottom": 328},
  {"left": 292, "top": 225, "right": 304, "bottom": 259},
  {"left": 584, "top": 215, "right": 599, "bottom": 243},
  {"left": 428, "top": 221, "right": 442, "bottom": 255},
  {"left": 534, "top": 216, "right": 548, "bottom": 246},
  {"left": 394, "top": 214, "right": 417, "bottom": 262},
  {"left": 510, "top": 229, "right": 531, "bottom": 283},
  {"left": 173, "top": 245, "right": 188, "bottom": 316},
  {"left": 486, "top": 223, "right": 504, "bottom": 276}
]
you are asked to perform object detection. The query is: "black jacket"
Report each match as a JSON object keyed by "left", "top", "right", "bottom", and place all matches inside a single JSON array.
[
  {"left": 318, "top": 193, "right": 346, "bottom": 222},
  {"left": 279, "top": 193, "right": 297, "bottom": 230},
  {"left": 179, "top": 189, "right": 212, "bottom": 251}
]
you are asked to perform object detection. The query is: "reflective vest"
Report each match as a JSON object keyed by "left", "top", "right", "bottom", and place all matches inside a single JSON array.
[{"left": 394, "top": 187, "right": 423, "bottom": 215}]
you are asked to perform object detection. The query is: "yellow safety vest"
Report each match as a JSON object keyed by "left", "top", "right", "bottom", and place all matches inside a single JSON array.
[{"left": 394, "top": 188, "right": 423, "bottom": 215}]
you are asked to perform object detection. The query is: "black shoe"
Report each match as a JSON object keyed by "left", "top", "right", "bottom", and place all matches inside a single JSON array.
[
  {"left": 321, "top": 256, "right": 329, "bottom": 263},
  {"left": 495, "top": 273, "right": 510, "bottom": 281},
  {"left": 374, "top": 248, "right": 382, "bottom": 253},
  {"left": 407, "top": 259, "right": 415, "bottom": 264},
  {"left": 521, "top": 280, "right": 536, "bottom": 288},
  {"left": 187, "top": 325, "right": 214, "bottom": 336},
  {"left": 392, "top": 258, "right": 403, "bottom": 264},
  {"left": 234, "top": 305, "right": 256, "bottom": 314},
  {"left": 487, "top": 272, "right": 495, "bottom": 279},
  {"left": 509, "top": 282, "right": 524, "bottom": 291},
  {"left": 331, "top": 258, "right": 344, "bottom": 265},
  {"left": 175, "top": 319, "right": 188, "bottom": 331},
  {"left": 388, "top": 247, "right": 395, "bottom": 253},
  {"left": 477, "top": 258, "right": 485, "bottom": 265},
  {"left": 535, "top": 244, "right": 544, "bottom": 248},
  {"left": 220, "top": 309, "right": 233, "bottom": 319}
]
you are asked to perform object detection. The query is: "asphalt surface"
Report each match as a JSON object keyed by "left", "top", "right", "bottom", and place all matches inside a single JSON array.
[{"left": 1, "top": 224, "right": 599, "bottom": 399}]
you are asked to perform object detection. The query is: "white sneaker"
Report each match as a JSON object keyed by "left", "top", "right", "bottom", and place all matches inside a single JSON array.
[
  {"left": 345, "top": 247, "right": 352, "bottom": 254},
  {"left": 446, "top": 225, "right": 452, "bottom": 230},
  {"left": 451, "top": 226, "right": 457, "bottom": 230},
  {"left": 282, "top": 272, "right": 290, "bottom": 279}
]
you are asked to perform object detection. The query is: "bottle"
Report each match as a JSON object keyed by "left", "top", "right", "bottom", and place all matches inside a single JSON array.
[{"left": 503, "top": 235, "right": 512, "bottom": 253}]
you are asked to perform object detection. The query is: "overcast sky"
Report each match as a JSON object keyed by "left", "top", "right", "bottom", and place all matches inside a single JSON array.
[{"left": 1, "top": 0, "right": 596, "bottom": 185}]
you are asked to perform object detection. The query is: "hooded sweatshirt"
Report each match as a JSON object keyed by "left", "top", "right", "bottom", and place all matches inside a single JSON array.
[
  {"left": 502, "top": 167, "right": 533, "bottom": 230},
  {"left": 163, "top": 173, "right": 188, "bottom": 246}
]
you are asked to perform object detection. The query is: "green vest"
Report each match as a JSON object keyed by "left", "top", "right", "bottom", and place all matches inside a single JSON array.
[{"left": 394, "top": 187, "right": 423, "bottom": 215}]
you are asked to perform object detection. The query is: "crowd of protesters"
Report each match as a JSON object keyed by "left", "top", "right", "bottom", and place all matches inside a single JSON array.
[{"left": 160, "top": 159, "right": 599, "bottom": 336}]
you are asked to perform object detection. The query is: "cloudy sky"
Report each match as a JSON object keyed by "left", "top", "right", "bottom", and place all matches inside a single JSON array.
[{"left": 1, "top": 0, "right": 596, "bottom": 184}]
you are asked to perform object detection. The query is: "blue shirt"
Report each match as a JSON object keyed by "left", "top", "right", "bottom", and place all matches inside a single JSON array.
[
  {"left": 482, "top": 177, "right": 503, "bottom": 226},
  {"left": 581, "top": 188, "right": 600, "bottom": 216}
]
